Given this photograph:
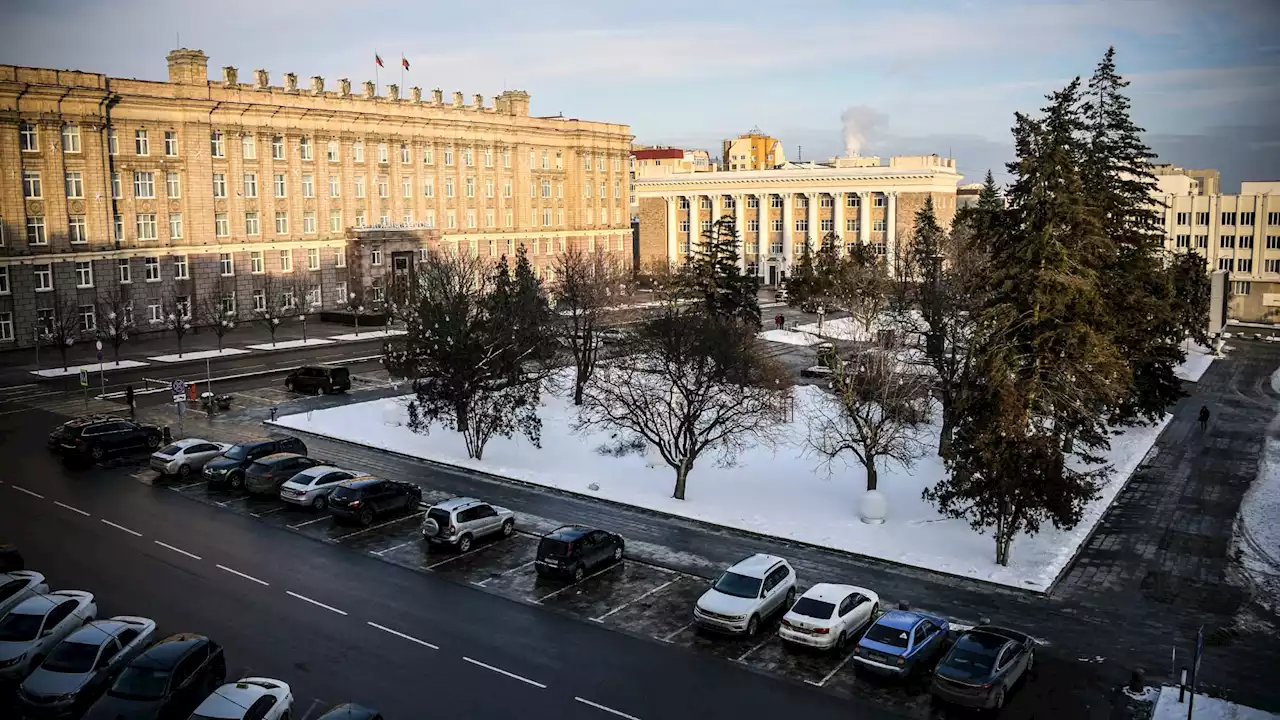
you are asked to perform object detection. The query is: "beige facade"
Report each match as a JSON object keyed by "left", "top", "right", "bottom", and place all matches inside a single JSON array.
[
  {"left": 722, "top": 131, "right": 785, "bottom": 171},
  {"left": 635, "top": 154, "right": 961, "bottom": 285},
  {"left": 0, "top": 49, "right": 633, "bottom": 349}
]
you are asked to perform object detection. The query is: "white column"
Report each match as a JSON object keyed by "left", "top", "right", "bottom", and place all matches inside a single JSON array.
[
  {"left": 689, "top": 194, "right": 700, "bottom": 250},
  {"left": 757, "top": 193, "right": 770, "bottom": 279},
  {"left": 886, "top": 191, "right": 898, "bottom": 273},
  {"left": 665, "top": 196, "right": 678, "bottom": 264},
  {"left": 808, "top": 192, "right": 819, "bottom": 251},
  {"left": 733, "top": 193, "right": 747, "bottom": 270},
  {"left": 858, "top": 191, "right": 870, "bottom": 245},
  {"left": 833, "top": 192, "right": 845, "bottom": 253},
  {"left": 781, "top": 192, "right": 794, "bottom": 270}
]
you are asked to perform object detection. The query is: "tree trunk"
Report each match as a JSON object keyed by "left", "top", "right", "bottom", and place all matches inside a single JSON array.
[
  {"left": 59, "top": 344, "right": 68, "bottom": 371},
  {"left": 573, "top": 365, "right": 587, "bottom": 406},
  {"left": 938, "top": 407, "right": 956, "bottom": 460},
  {"left": 865, "top": 457, "right": 878, "bottom": 491},
  {"left": 672, "top": 460, "right": 690, "bottom": 500},
  {"left": 995, "top": 533, "right": 1012, "bottom": 566},
  {"left": 177, "top": 335, "right": 183, "bottom": 358},
  {"left": 454, "top": 399, "right": 470, "bottom": 433}
]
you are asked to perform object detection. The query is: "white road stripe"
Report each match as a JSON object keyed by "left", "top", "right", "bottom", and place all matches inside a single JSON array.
[
  {"left": 471, "top": 560, "right": 536, "bottom": 587},
  {"left": 735, "top": 636, "right": 772, "bottom": 663},
  {"left": 535, "top": 562, "right": 623, "bottom": 603},
  {"left": 575, "top": 697, "right": 642, "bottom": 720},
  {"left": 285, "top": 591, "right": 348, "bottom": 616},
  {"left": 101, "top": 519, "right": 143, "bottom": 537},
  {"left": 660, "top": 622, "right": 693, "bottom": 643},
  {"left": 154, "top": 541, "right": 202, "bottom": 560},
  {"left": 366, "top": 621, "right": 439, "bottom": 649},
  {"left": 216, "top": 496, "right": 249, "bottom": 508},
  {"left": 805, "top": 647, "right": 859, "bottom": 687},
  {"left": 54, "top": 500, "right": 91, "bottom": 517},
  {"left": 462, "top": 657, "right": 546, "bottom": 689},
  {"left": 288, "top": 516, "right": 331, "bottom": 529},
  {"left": 249, "top": 506, "right": 285, "bottom": 518},
  {"left": 591, "top": 579, "right": 677, "bottom": 623},
  {"left": 216, "top": 564, "right": 271, "bottom": 586},
  {"left": 172, "top": 481, "right": 205, "bottom": 491},
  {"left": 12, "top": 485, "right": 45, "bottom": 499},
  {"left": 372, "top": 541, "right": 411, "bottom": 557},
  {"left": 328, "top": 512, "right": 424, "bottom": 543}
]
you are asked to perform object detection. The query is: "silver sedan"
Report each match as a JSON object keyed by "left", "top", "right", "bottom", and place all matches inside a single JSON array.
[{"left": 150, "top": 439, "right": 231, "bottom": 478}]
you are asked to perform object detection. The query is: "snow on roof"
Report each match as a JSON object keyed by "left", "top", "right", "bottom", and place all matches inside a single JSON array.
[{"left": 800, "top": 583, "right": 860, "bottom": 604}]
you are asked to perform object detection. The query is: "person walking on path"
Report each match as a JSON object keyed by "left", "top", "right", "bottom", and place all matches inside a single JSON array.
[
  {"left": 1198, "top": 405, "right": 1210, "bottom": 431},
  {"left": 269, "top": 406, "right": 278, "bottom": 422},
  {"left": 125, "top": 385, "right": 135, "bottom": 419},
  {"left": 774, "top": 313, "right": 785, "bottom": 330}
]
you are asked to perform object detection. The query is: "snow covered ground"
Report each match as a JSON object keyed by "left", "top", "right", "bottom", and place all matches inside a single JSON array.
[
  {"left": 271, "top": 372, "right": 1168, "bottom": 591},
  {"left": 245, "top": 338, "right": 335, "bottom": 350},
  {"left": 1175, "top": 342, "right": 1218, "bottom": 382},
  {"left": 794, "top": 316, "right": 880, "bottom": 342},
  {"left": 757, "top": 329, "right": 826, "bottom": 346},
  {"left": 148, "top": 348, "right": 251, "bottom": 362},
  {"left": 31, "top": 360, "right": 149, "bottom": 377},
  {"left": 1152, "top": 686, "right": 1278, "bottom": 720},
  {"left": 329, "top": 329, "right": 407, "bottom": 342},
  {"left": 1234, "top": 368, "right": 1280, "bottom": 613}
]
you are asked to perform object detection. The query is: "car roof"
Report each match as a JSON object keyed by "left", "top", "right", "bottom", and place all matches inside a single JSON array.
[
  {"left": 546, "top": 525, "right": 592, "bottom": 541},
  {"left": 316, "top": 703, "right": 380, "bottom": 720},
  {"left": 255, "top": 452, "right": 304, "bottom": 464},
  {"left": 727, "top": 553, "right": 786, "bottom": 578},
  {"left": 131, "top": 633, "right": 210, "bottom": 669},
  {"left": 198, "top": 681, "right": 278, "bottom": 716},
  {"left": 877, "top": 610, "right": 930, "bottom": 630},
  {"left": 63, "top": 415, "right": 122, "bottom": 426},
  {"left": 342, "top": 477, "right": 384, "bottom": 489},
  {"left": 65, "top": 618, "right": 142, "bottom": 643},
  {"left": 954, "top": 630, "right": 1014, "bottom": 653},
  {"left": 10, "top": 592, "right": 73, "bottom": 615},
  {"left": 799, "top": 583, "right": 864, "bottom": 603},
  {"left": 433, "top": 497, "right": 484, "bottom": 512},
  {"left": 291, "top": 465, "right": 343, "bottom": 477},
  {"left": 968, "top": 625, "right": 1031, "bottom": 645},
  {"left": 1, "top": 570, "right": 43, "bottom": 584},
  {"left": 170, "top": 438, "right": 210, "bottom": 448}
]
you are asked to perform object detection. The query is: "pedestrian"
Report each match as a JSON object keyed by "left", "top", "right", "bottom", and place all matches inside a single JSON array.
[
  {"left": 124, "top": 384, "right": 135, "bottom": 419},
  {"left": 1198, "top": 405, "right": 1210, "bottom": 431},
  {"left": 269, "top": 406, "right": 278, "bottom": 422},
  {"left": 775, "top": 313, "right": 784, "bottom": 330}
]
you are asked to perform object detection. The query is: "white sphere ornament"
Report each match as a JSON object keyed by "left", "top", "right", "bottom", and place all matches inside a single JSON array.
[{"left": 859, "top": 489, "right": 888, "bottom": 525}]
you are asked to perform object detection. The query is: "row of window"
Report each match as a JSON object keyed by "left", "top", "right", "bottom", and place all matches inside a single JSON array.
[
  {"left": 677, "top": 218, "right": 881, "bottom": 235},
  {"left": 1172, "top": 211, "right": 1280, "bottom": 227},
  {"left": 676, "top": 194, "right": 883, "bottom": 210},
  {"left": 1173, "top": 235, "right": 1280, "bottom": 250}
]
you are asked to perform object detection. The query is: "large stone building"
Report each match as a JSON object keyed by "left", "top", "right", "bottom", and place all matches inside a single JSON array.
[
  {"left": 0, "top": 49, "right": 633, "bottom": 349},
  {"left": 635, "top": 153, "right": 962, "bottom": 286}
]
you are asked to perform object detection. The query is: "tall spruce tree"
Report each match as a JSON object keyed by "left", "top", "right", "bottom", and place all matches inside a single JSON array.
[
  {"left": 681, "top": 215, "right": 761, "bottom": 327},
  {"left": 1082, "top": 47, "right": 1188, "bottom": 425},
  {"left": 785, "top": 239, "right": 820, "bottom": 308},
  {"left": 1170, "top": 249, "right": 1212, "bottom": 346}
]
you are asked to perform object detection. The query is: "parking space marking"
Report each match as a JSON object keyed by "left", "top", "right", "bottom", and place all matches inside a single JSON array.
[
  {"left": 12, "top": 485, "right": 45, "bottom": 499},
  {"left": 425, "top": 542, "right": 491, "bottom": 569},
  {"left": 590, "top": 579, "right": 677, "bottom": 623},
  {"left": 54, "top": 500, "right": 91, "bottom": 517},
  {"left": 735, "top": 637, "right": 773, "bottom": 663},
  {"left": 285, "top": 591, "right": 348, "bottom": 616},
  {"left": 805, "top": 648, "right": 858, "bottom": 688},
  {"left": 373, "top": 541, "right": 412, "bottom": 557},
  {"left": 575, "top": 697, "right": 642, "bottom": 720},
  {"left": 101, "top": 519, "right": 143, "bottom": 537},
  {"left": 661, "top": 623, "right": 693, "bottom": 643},
  {"left": 154, "top": 541, "right": 202, "bottom": 560},
  {"left": 172, "top": 481, "right": 205, "bottom": 491},
  {"left": 534, "top": 562, "right": 624, "bottom": 603},
  {"left": 299, "top": 698, "right": 329, "bottom": 720},
  {"left": 216, "top": 495, "right": 250, "bottom": 508},
  {"left": 472, "top": 560, "right": 535, "bottom": 587},
  {"left": 288, "top": 515, "right": 330, "bottom": 529},
  {"left": 328, "top": 511, "right": 424, "bottom": 543},
  {"left": 250, "top": 506, "right": 285, "bottom": 518},
  {"left": 217, "top": 564, "right": 271, "bottom": 587},
  {"left": 366, "top": 621, "right": 439, "bottom": 650},
  {"left": 462, "top": 657, "right": 547, "bottom": 689}
]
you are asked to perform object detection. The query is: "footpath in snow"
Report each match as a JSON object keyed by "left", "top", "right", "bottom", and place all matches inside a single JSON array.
[
  {"left": 1234, "top": 367, "right": 1280, "bottom": 612},
  {"left": 328, "top": 329, "right": 407, "bottom": 342},
  {"left": 1152, "top": 686, "right": 1279, "bottom": 720},
  {"left": 756, "top": 329, "right": 827, "bottom": 346},
  {"left": 31, "top": 360, "right": 149, "bottom": 377},
  {"left": 273, "top": 370, "right": 1170, "bottom": 591},
  {"left": 148, "top": 348, "right": 252, "bottom": 363},
  {"left": 245, "top": 338, "right": 335, "bottom": 351}
]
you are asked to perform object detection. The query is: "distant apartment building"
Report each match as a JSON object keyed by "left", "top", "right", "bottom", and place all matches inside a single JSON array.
[
  {"left": 628, "top": 146, "right": 714, "bottom": 217},
  {"left": 1151, "top": 163, "right": 1220, "bottom": 196},
  {"left": 956, "top": 182, "right": 985, "bottom": 209},
  {"left": 722, "top": 130, "right": 786, "bottom": 171},
  {"left": 635, "top": 153, "right": 962, "bottom": 286}
]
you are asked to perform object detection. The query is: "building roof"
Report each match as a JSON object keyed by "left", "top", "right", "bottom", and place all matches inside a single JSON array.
[{"left": 632, "top": 148, "right": 685, "bottom": 161}]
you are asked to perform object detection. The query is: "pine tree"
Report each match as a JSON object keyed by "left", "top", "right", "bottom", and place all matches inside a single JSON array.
[
  {"left": 681, "top": 215, "right": 761, "bottom": 327},
  {"left": 785, "top": 239, "right": 820, "bottom": 309},
  {"left": 1169, "top": 249, "right": 1212, "bottom": 346}
]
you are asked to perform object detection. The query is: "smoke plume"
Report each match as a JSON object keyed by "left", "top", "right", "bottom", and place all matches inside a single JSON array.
[{"left": 840, "top": 105, "right": 889, "bottom": 157}]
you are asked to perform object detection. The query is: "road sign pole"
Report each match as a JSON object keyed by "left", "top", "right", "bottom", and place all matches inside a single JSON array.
[
  {"left": 96, "top": 340, "right": 105, "bottom": 400},
  {"left": 1188, "top": 625, "right": 1203, "bottom": 720}
]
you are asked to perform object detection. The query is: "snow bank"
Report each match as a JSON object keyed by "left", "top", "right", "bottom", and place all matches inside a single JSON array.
[
  {"left": 329, "top": 329, "right": 407, "bottom": 342},
  {"left": 244, "top": 338, "right": 335, "bottom": 350},
  {"left": 148, "top": 348, "right": 251, "bottom": 363},
  {"left": 1235, "top": 368, "right": 1280, "bottom": 612},
  {"left": 1152, "top": 686, "right": 1278, "bottom": 720},
  {"left": 756, "top": 330, "right": 826, "bottom": 346},
  {"left": 272, "top": 373, "right": 1168, "bottom": 591},
  {"left": 31, "top": 360, "right": 149, "bottom": 377},
  {"left": 1175, "top": 342, "right": 1218, "bottom": 383}
]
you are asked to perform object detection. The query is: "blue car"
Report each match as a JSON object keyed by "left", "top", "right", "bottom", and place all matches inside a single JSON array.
[{"left": 852, "top": 609, "right": 950, "bottom": 676}]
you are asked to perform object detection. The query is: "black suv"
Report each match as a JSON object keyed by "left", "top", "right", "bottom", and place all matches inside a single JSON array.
[
  {"left": 243, "top": 453, "right": 323, "bottom": 495},
  {"left": 84, "top": 633, "right": 226, "bottom": 720},
  {"left": 328, "top": 477, "right": 422, "bottom": 526},
  {"left": 535, "top": 525, "right": 625, "bottom": 582},
  {"left": 50, "top": 417, "right": 164, "bottom": 461},
  {"left": 202, "top": 437, "right": 307, "bottom": 490},
  {"left": 285, "top": 366, "right": 351, "bottom": 394}
]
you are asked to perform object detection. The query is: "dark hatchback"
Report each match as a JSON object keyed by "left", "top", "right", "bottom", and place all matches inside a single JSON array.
[
  {"left": 314, "top": 703, "right": 384, "bottom": 720},
  {"left": 534, "top": 525, "right": 625, "bottom": 582},
  {"left": 203, "top": 437, "right": 307, "bottom": 490},
  {"left": 49, "top": 417, "right": 163, "bottom": 461},
  {"left": 243, "top": 453, "right": 322, "bottom": 495},
  {"left": 930, "top": 625, "right": 1036, "bottom": 710},
  {"left": 328, "top": 477, "right": 422, "bottom": 526},
  {"left": 82, "top": 633, "right": 226, "bottom": 720},
  {"left": 285, "top": 366, "right": 351, "bottom": 394}
]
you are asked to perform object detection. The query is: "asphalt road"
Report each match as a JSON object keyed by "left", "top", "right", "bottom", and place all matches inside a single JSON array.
[{"left": 0, "top": 408, "right": 896, "bottom": 720}]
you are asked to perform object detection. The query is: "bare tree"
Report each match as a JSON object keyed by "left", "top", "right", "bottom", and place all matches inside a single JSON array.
[
  {"left": 827, "top": 244, "right": 891, "bottom": 342},
  {"left": 807, "top": 344, "right": 933, "bottom": 494},
  {"left": 253, "top": 274, "right": 290, "bottom": 346},
  {"left": 199, "top": 278, "right": 238, "bottom": 351},
  {"left": 552, "top": 247, "right": 629, "bottom": 405},
  {"left": 40, "top": 292, "right": 83, "bottom": 370},
  {"left": 95, "top": 287, "right": 135, "bottom": 362},
  {"left": 578, "top": 307, "right": 790, "bottom": 500},
  {"left": 162, "top": 290, "right": 195, "bottom": 358}
]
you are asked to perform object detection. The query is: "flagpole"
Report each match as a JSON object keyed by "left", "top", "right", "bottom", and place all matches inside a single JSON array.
[
  {"left": 374, "top": 48, "right": 379, "bottom": 96},
  {"left": 400, "top": 52, "right": 404, "bottom": 94}
]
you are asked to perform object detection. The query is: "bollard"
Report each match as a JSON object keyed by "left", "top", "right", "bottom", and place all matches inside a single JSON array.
[
  {"left": 1178, "top": 667, "right": 1188, "bottom": 702},
  {"left": 162, "top": 426, "right": 172, "bottom": 443},
  {"left": 1129, "top": 668, "right": 1144, "bottom": 694}
]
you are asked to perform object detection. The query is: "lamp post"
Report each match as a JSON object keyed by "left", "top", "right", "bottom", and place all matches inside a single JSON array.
[{"left": 300, "top": 313, "right": 308, "bottom": 343}]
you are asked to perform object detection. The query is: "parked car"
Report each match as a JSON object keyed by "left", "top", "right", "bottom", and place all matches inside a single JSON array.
[
  {"left": 422, "top": 497, "right": 515, "bottom": 552},
  {"left": 150, "top": 439, "right": 232, "bottom": 478},
  {"left": 17, "top": 615, "right": 157, "bottom": 716},
  {"left": 0, "top": 544, "right": 23, "bottom": 573},
  {"left": 778, "top": 583, "right": 880, "bottom": 651},
  {"left": 243, "top": 453, "right": 323, "bottom": 496},
  {"left": 0, "top": 590, "right": 97, "bottom": 682},
  {"left": 83, "top": 633, "right": 226, "bottom": 720},
  {"left": 328, "top": 477, "right": 422, "bottom": 526},
  {"left": 930, "top": 625, "right": 1036, "bottom": 710},
  {"left": 46, "top": 415, "right": 124, "bottom": 451},
  {"left": 597, "top": 328, "right": 631, "bottom": 344},
  {"left": 693, "top": 554, "right": 796, "bottom": 637},
  {"left": 279, "top": 465, "right": 365, "bottom": 510},
  {"left": 0, "top": 571, "right": 49, "bottom": 619},
  {"left": 534, "top": 525, "right": 625, "bottom": 583},
  {"left": 51, "top": 418, "right": 163, "bottom": 461},
  {"left": 314, "top": 703, "right": 383, "bottom": 720},
  {"left": 191, "top": 677, "right": 293, "bottom": 720},
  {"left": 285, "top": 366, "right": 351, "bottom": 394},
  {"left": 853, "top": 609, "right": 951, "bottom": 677},
  {"left": 203, "top": 437, "right": 308, "bottom": 491}
]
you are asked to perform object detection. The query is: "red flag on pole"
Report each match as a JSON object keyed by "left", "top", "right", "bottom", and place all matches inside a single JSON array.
[
  {"left": 401, "top": 56, "right": 410, "bottom": 71},
  {"left": 375, "top": 53, "right": 384, "bottom": 68}
]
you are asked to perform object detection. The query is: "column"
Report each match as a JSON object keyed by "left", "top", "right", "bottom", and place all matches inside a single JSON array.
[
  {"left": 886, "top": 191, "right": 898, "bottom": 273},
  {"left": 808, "top": 192, "right": 819, "bottom": 250},
  {"left": 833, "top": 192, "right": 845, "bottom": 253},
  {"left": 733, "top": 193, "right": 747, "bottom": 271},
  {"left": 858, "top": 191, "right": 870, "bottom": 245},
  {"left": 665, "top": 196, "right": 677, "bottom": 265},
  {"left": 781, "top": 192, "right": 794, "bottom": 269},
  {"left": 757, "top": 193, "right": 770, "bottom": 279},
  {"left": 689, "top": 194, "right": 700, "bottom": 249}
]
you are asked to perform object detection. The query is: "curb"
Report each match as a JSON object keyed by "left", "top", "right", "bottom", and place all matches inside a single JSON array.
[{"left": 97, "top": 355, "right": 385, "bottom": 400}]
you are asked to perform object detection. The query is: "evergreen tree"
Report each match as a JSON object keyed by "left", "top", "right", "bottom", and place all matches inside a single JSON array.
[
  {"left": 681, "top": 215, "right": 761, "bottom": 327},
  {"left": 1169, "top": 249, "right": 1212, "bottom": 346},
  {"left": 785, "top": 239, "right": 820, "bottom": 309}
]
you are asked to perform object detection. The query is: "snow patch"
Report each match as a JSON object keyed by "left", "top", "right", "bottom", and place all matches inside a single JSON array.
[
  {"left": 1234, "top": 379, "right": 1280, "bottom": 611},
  {"left": 1152, "top": 686, "right": 1279, "bottom": 719},
  {"left": 148, "top": 348, "right": 252, "bottom": 363},
  {"left": 244, "top": 338, "right": 335, "bottom": 350},
  {"left": 329, "top": 329, "right": 407, "bottom": 342},
  {"left": 1175, "top": 341, "right": 1218, "bottom": 383},
  {"left": 756, "top": 330, "right": 826, "bottom": 346},
  {"left": 31, "top": 360, "right": 149, "bottom": 377}
]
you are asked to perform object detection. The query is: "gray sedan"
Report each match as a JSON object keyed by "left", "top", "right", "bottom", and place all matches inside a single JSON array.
[
  {"left": 150, "top": 439, "right": 231, "bottom": 478},
  {"left": 18, "top": 615, "right": 157, "bottom": 716}
]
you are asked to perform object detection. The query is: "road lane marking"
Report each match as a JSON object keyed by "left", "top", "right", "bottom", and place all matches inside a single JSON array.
[
  {"left": 660, "top": 622, "right": 693, "bottom": 643},
  {"left": 54, "top": 500, "right": 91, "bottom": 517},
  {"left": 328, "top": 511, "right": 424, "bottom": 543},
  {"left": 154, "top": 541, "right": 202, "bottom": 560},
  {"left": 805, "top": 648, "right": 859, "bottom": 687},
  {"left": 12, "top": 485, "right": 45, "bottom": 499},
  {"left": 372, "top": 541, "right": 411, "bottom": 557},
  {"left": 575, "top": 697, "right": 642, "bottom": 720},
  {"left": 535, "top": 562, "right": 623, "bottom": 603},
  {"left": 217, "top": 564, "right": 271, "bottom": 586},
  {"left": 472, "top": 560, "right": 536, "bottom": 587},
  {"left": 735, "top": 636, "right": 772, "bottom": 663},
  {"left": 462, "top": 657, "right": 546, "bottom": 689},
  {"left": 285, "top": 591, "right": 348, "bottom": 616},
  {"left": 366, "top": 621, "right": 439, "bottom": 649},
  {"left": 101, "top": 519, "right": 143, "bottom": 537},
  {"left": 288, "top": 516, "right": 331, "bottom": 529},
  {"left": 425, "top": 542, "right": 489, "bottom": 569},
  {"left": 591, "top": 579, "right": 678, "bottom": 623}
]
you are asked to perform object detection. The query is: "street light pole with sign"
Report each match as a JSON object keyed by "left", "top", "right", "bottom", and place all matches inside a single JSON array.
[
  {"left": 96, "top": 340, "right": 105, "bottom": 399},
  {"left": 171, "top": 379, "right": 187, "bottom": 439},
  {"left": 79, "top": 368, "right": 89, "bottom": 410}
]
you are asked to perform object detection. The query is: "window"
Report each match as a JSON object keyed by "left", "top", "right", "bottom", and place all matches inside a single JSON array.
[
  {"left": 378, "top": 143, "right": 389, "bottom": 163},
  {"left": 874, "top": 194, "right": 886, "bottom": 208},
  {"left": 766, "top": 195, "right": 781, "bottom": 209},
  {"left": 597, "top": 155, "right": 605, "bottom": 171},
  {"left": 445, "top": 178, "right": 455, "bottom": 198},
  {"left": 543, "top": 208, "right": 553, "bottom": 227},
  {"left": 847, "top": 218, "right": 860, "bottom": 233},
  {"left": 235, "top": 133, "right": 254, "bottom": 160},
  {"left": 112, "top": 172, "right": 123, "bottom": 199},
  {"left": 329, "top": 175, "right": 340, "bottom": 197},
  {"left": 485, "top": 179, "right": 494, "bottom": 198},
  {"left": 796, "top": 218, "right": 808, "bottom": 232},
  {"left": 1237, "top": 258, "right": 1253, "bottom": 273},
  {"left": 1195, "top": 234, "right": 1207, "bottom": 248},
  {"left": 426, "top": 210, "right": 437, "bottom": 228},
  {"left": 307, "top": 247, "right": 320, "bottom": 271},
  {"left": 64, "top": 171, "right": 84, "bottom": 199},
  {"left": 243, "top": 173, "right": 258, "bottom": 198},
  {"left": 300, "top": 211, "right": 315, "bottom": 234},
  {"left": 75, "top": 261, "right": 94, "bottom": 287},
  {"left": 220, "top": 295, "right": 236, "bottom": 315},
  {"left": 504, "top": 210, "right": 513, "bottom": 228},
  {"left": 144, "top": 257, "right": 160, "bottom": 281},
  {"left": 463, "top": 148, "right": 474, "bottom": 167},
  {"left": 174, "top": 254, "right": 188, "bottom": 279},
  {"left": 220, "top": 253, "right": 234, "bottom": 276},
  {"left": 275, "top": 212, "right": 289, "bottom": 235},
  {"left": 245, "top": 212, "right": 260, "bottom": 235},
  {"left": 355, "top": 212, "right": 365, "bottom": 228},
  {"left": 1176, "top": 234, "right": 1191, "bottom": 248},
  {"left": 330, "top": 209, "right": 342, "bottom": 232},
  {"left": 1220, "top": 235, "right": 1235, "bottom": 249},
  {"left": 466, "top": 177, "right": 475, "bottom": 198},
  {"left": 372, "top": 280, "right": 385, "bottom": 303},
  {"left": 402, "top": 212, "right": 413, "bottom": 225},
  {"left": 1218, "top": 258, "right": 1232, "bottom": 271},
  {"left": 253, "top": 289, "right": 266, "bottom": 312},
  {"left": 1268, "top": 236, "right": 1280, "bottom": 250},
  {"left": 302, "top": 174, "right": 315, "bottom": 198},
  {"left": 540, "top": 180, "right": 551, "bottom": 198},
  {"left": 423, "top": 178, "right": 434, "bottom": 198},
  {"left": 279, "top": 249, "right": 293, "bottom": 272},
  {"left": 401, "top": 175, "right": 411, "bottom": 198},
  {"left": 1241, "top": 211, "right": 1256, "bottom": 226},
  {"left": 327, "top": 139, "right": 338, "bottom": 162},
  {"left": 20, "top": 123, "right": 38, "bottom": 152},
  {"left": 133, "top": 172, "right": 155, "bottom": 198},
  {"left": 108, "top": 127, "right": 118, "bottom": 155},
  {"left": 1175, "top": 211, "right": 1190, "bottom": 226},
  {"left": 0, "top": 267, "right": 7, "bottom": 294},
  {"left": 0, "top": 313, "right": 10, "bottom": 342},
  {"left": 700, "top": 197, "right": 713, "bottom": 210},
  {"left": 399, "top": 143, "right": 410, "bottom": 164},
  {"left": 377, "top": 176, "right": 388, "bottom": 198},
  {"left": 1266, "top": 259, "right": 1280, "bottom": 274},
  {"left": 444, "top": 146, "right": 454, "bottom": 166},
  {"left": 485, "top": 209, "right": 495, "bottom": 228},
  {"left": 502, "top": 148, "right": 511, "bottom": 168},
  {"left": 274, "top": 174, "right": 287, "bottom": 198},
  {"left": 353, "top": 141, "right": 364, "bottom": 162},
  {"left": 271, "top": 136, "right": 285, "bottom": 160},
  {"left": 370, "top": 247, "right": 383, "bottom": 266},
  {"left": 335, "top": 250, "right": 346, "bottom": 268},
  {"left": 467, "top": 209, "right": 477, "bottom": 228},
  {"left": 22, "top": 171, "right": 42, "bottom": 198},
  {"left": 60, "top": 124, "right": 82, "bottom": 153},
  {"left": 135, "top": 129, "right": 149, "bottom": 155},
  {"left": 34, "top": 264, "right": 53, "bottom": 291},
  {"left": 446, "top": 210, "right": 456, "bottom": 229},
  {"left": 354, "top": 176, "right": 366, "bottom": 198},
  {"left": 136, "top": 214, "right": 157, "bottom": 240},
  {"left": 1233, "top": 281, "right": 1250, "bottom": 295},
  {"left": 600, "top": 207, "right": 608, "bottom": 225},
  {"left": 1240, "top": 235, "right": 1254, "bottom": 249},
  {"left": 1269, "top": 212, "right": 1280, "bottom": 226},
  {"left": 1195, "top": 211, "right": 1209, "bottom": 225},
  {"left": 768, "top": 219, "right": 782, "bottom": 233},
  {"left": 215, "top": 212, "right": 229, "bottom": 237},
  {"left": 27, "top": 216, "right": 47, "bottom": 245},
  {"left": 79, "top": 305, "right": 96, "bottom": 332},
  {"left": 251, "top": 251, "right": 264, "bottom": 273},
  {"left": 424, "top": 146, "right": 434, "bottom": 165},
  {"left": 210, "top": 130, "right": 226, "bottom": 157},
  {"left": 169, "top": 213, "right": 183, "bottom": 239},
  {"left": 821, "top": 218, "right": 834, "bottom": 232},
  {"left": 307, "top": 285, "right": 321, "bottom": 307},
  {"left": 213, "top": 173, "right": 227, "bottom": 198},
  {"left": 300, "top": 136, "right": 312, "bottom": 161},
  {"left": 164, "top": 130, "right": 178, "bottom": 156},
  {"left": 873, "top": 220, "right": 887, "bottom": 232},
  {"left": 335, "top": 281, "right": 348, "bottom": 302},
  {"left": 1222, "top": 211, "right": 1237, "bottom": 226},
  {"left": 503, "top": 180, "right": 512, "bottom": 198},
  {"left": 484, "top": 147, "right": 493, "bottom": 168},
  {"left": 118, "top": 259, "right": 131, "bottom": 284}
]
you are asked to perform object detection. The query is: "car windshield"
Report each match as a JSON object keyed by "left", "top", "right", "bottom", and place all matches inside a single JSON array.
[
  {"left": 41, "top": 639, "right": 100, "bottom": 673},
  {"left": 942, "top": 644, "right": 999, "bottom": 678},
  {"left": 712, "top": 571, "right": 762, "bottom": 599},
  {"left": 863, "top": 623, "right": 910, "bottom": 648},
  {"left": 331, "top": 486, "right": 362, "bottom": 501},
  {"left": 109, "top": 666, "right": 171, "bottom": 700},
  {"left": 223, "top": 444, "right": 254, "bottom": 460},
  {"left": 789, "top": 597, "right": 836, "bottom": 619},
  {"left": 539, "top": 539, "right": 573, "bottom": 558},
  {"left": 248, "top": 461, "right": 271, "bottom": 473},
  {"left": 158, "top": 444, "right": 183, "bottom": 455},
  {"left": 0, "top": 611, "right": 43, "bottom": 641}
]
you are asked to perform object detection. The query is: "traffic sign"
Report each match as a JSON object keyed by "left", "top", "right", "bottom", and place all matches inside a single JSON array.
[
  {"left": 79, "top": 369, "right": 89, "bottom": 387},
  {"left": 171, "top": 379, "right": 187, "bottom": 396},
  {"left": 96, "top": 339, "right": 103, "bottom": 362}
]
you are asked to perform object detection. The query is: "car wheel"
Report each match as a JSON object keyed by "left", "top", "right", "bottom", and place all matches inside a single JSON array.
[
  {"left": 90, "top": 445, "right": 105, "bottom": 460},
  {"left": 501, "top": 519, "right": 514, "bottom": 537},
  {"left": 572, "top": 565, "right": 585, "bottom": 583},
  {"left": 458, "top": 534, "right": 473, "bottom": 553},
  {"left": 836, "top": 630, "right": 848, "bottom": 651},
  {"left": 146, "top": 435, "right": 161, "bottom": 450},
  {"left": 612, "top": 544, "right": 624, "bottom": 562},
  {"left": 285, "top": 379, "right": 294, "bottom": 391},
  {"left": 312, "top": 495, "right": 328, "bottom": 511},
  {"left": 746, "top": 614, "right": 759, "bottom": 637},
  {"left": 784, "top": 586, "right": 796, "bottom": 609},
  {"left": 177, "top": 464, "right": 192, "bottom": 479},
  {"left": 359, "top": 508, "right": 374, "bottom": 526},
  {"left": 993, "top": 689, "right": 1005, "bottom": 709},
  {"left": 229, "top": 472, "right": 245, "bottom": 490}
]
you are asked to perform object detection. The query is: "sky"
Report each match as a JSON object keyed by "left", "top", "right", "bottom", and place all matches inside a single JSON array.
[{"left": 2, "top": 0, "right": 1277, "bottom": 191}]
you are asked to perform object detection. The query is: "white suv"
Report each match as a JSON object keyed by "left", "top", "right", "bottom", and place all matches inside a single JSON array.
[
  {"left": 422, "top": 497, "right": 515, "bottom": 552},
  {"left": 694, "top": 554, "right": 796, "bottom": 636}
]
